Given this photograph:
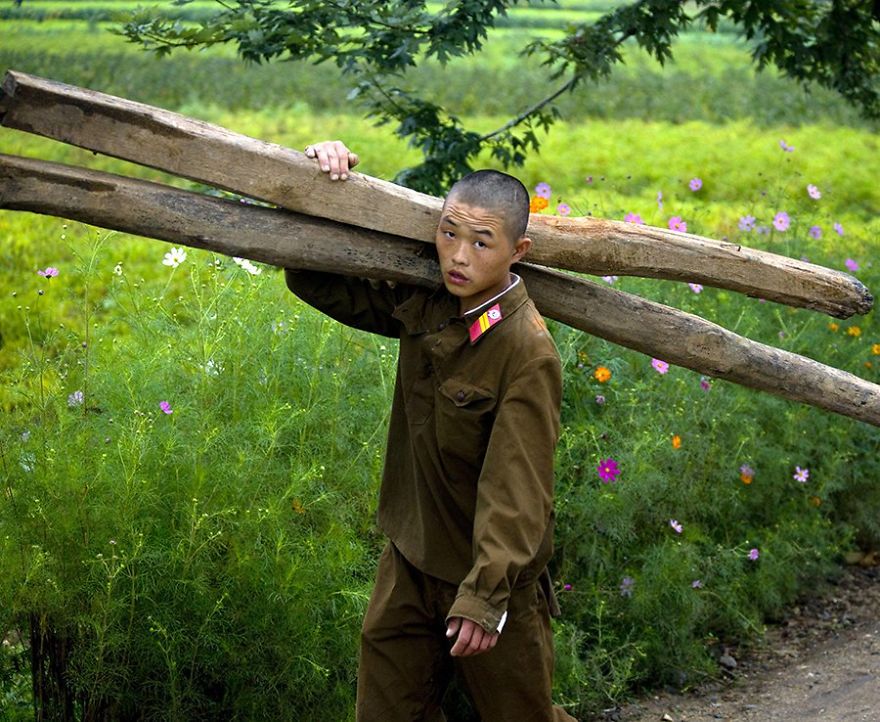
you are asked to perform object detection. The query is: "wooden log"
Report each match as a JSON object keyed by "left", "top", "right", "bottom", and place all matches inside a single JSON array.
[
  {"left": 0, "top": 69, "right": 872, "bottom": 319},
  {"left": 3, "top": 152, "right": 879, "bottom": 427}
]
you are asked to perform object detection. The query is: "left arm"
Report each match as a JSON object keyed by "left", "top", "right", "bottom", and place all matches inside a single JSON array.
[{"left": 446, "top": 353, "right": 562, "bottom": 656}]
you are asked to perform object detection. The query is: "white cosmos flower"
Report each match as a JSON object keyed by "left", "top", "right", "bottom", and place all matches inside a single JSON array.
[
  {"left": 162, "top": 247, "right": 187, "bottom": 268},
  {"left": 233, "top": 257, "right": 262, "bottom": 276}
]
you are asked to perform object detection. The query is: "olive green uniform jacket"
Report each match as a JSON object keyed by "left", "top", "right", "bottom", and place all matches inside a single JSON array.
[{"left": 285, "top": 270, "right": 562, "bottom": 634}]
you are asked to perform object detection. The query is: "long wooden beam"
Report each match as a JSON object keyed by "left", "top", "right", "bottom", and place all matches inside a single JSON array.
[
  {"left": 2, "top": 153, "right": 879, "bottom": 427},
  {"left": 0, "top": 69, "right": 872, "bottom": 319}
]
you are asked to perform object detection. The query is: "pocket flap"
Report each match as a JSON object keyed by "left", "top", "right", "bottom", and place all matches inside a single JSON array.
[{"left": 438, "top": 378, "right": 495, "bottom": 407}]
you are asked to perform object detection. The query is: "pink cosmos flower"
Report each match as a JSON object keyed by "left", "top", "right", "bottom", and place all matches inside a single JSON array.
[
  {"left": 159, "top": 401, "right": 173, "bottom": 415},
  {"left": 793, "top": 466, "right": 809, "bottom": 483},
  {"left": 738, "top": 215, "right": 756, "bottom": 232},
  {"left": 833, "top": 222, "right": 845, "bottom": 236},
  {"left": 37, "top": 267, "right": 59, "bottom": 278},
  {"left": 624, "top": 212, "right": 644, "bottom": 224},
  {"left": 597, "top": 458, "right": 620, "bottom": 483},
  {"left": 773, "top": 212, "right": 790, "bottom": 232},
  {"left": 700, "top": 377, "right": 712, "bottom": 391},
  {"left": 779, "top": 139, "right": 794, "bottom": 152},
  {"left": 845, "top": 258, "right": 859, "bottom": 272},
  {"left": 534, "top": 182, "right": 552, "bottom": 199},
  {"left": 669, "top": 519, "right": 683, "bottom": 534},
  {"left": 651, "top": 358, "right": 669, "bottom": 374},
  {"left": 689, "top": 283, "right": 703, "bottom": 294},
  {"left": 556, "top": 203, "right": 571, "bottom": 216},
  {"left": 809, "top": 225, "right": 822, "bottom": 239},
  {"left": 601, "top": 275, "right": 618, "bottom": 285},
  {"left": 748, "top": 548, "right": 760, "bottom": 560},
  {"left": 807, "top": 184, "right": 821, "bottom": 199},
  {"left": 668, "top": 216, "right": 687, "bottom": 233},
  {"left": 689, "top": 177, "right": 703, "bottom": 191}
]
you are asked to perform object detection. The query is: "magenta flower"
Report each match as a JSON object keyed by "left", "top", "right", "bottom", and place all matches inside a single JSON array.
[
  {"left": 689, "top": 177, "right": 703, "bottom": 192},
  {"left": 773, "top": 211, "right": 790, "bottom": 232},
  {"left": 809, "top": 225, "right": 822, "bottom": 239},
  {"left": 601, "top": 275, "right": 618, "bottom": 285},
  {"left": 668, "top": 216, "right": 687, "bottom": 233},
  {"left": 37, "top": 267, "right": 59, "bottom": 278},
  {"left": 595, "top": 394, "right": 606, "bottom": 405},
  {"left": 699, "top": 376, "right": 712, "bottom": 392},
  {"left": 793, "top": 466, "right": 809, "bottom": 483},
  {"left": 845, "top": 258, "right": 859, "bottom": 272},
  {"left": 563, "top": 583, "right": 573, "bottom": 591},
  {"left": 748, "top": 548, "right": 760, "bottom": 561},
  {"left": 779, "top": 139, "right": 794, "bottom": 152},
  {"left": 807, "top": 184, "right": 821, "bottom": 200},
  {"left": 159, "top": 401, "right": 173, "bottom": 415},
  {"left": 669, "top": 519, "right": 683, "bottom": 534},
  {"left": 833, "top": 222, "right": 845, "bottom": 236},
  {"left": 738, "top": 215, "right": 756, "bottom": 232},
  {"left": 597, "top": 458, "right": 621, "bottom": 483},
  {"left": 534, "top": 182, "right": 552, "bottom": 199},
  {"left": 624, "top": 212, "right": 644, "bottom": 224},
  {"left": 556, "top": 203, "right": 571, "bottom": 216},
  {"left": 688, "top": 283, "right": 703, "bottom": 294},
  {"left": 651, "top": 358, "right": 669, "bottom": 374}
]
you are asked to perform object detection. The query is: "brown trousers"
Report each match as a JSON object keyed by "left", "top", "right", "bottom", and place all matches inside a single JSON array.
[{"left": 356, "top": 542, "right": 578, "bottom": 722}]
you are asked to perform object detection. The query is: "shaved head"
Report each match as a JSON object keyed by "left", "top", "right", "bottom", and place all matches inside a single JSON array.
[{"left": 445, "top": 170, "right": 530, "bottom": 243}]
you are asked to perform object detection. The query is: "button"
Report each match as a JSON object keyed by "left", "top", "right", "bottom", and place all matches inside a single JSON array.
[{"left": 456, "top": 390, "right": 466, "bottom": 402}]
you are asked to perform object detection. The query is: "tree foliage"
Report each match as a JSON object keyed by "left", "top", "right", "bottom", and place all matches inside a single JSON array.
[{"left": 121, "top": 0, "right": 880, "bottom": 194}]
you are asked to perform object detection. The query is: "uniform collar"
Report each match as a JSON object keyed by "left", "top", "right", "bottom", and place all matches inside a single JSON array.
[
  {"left": 463, "top": 273, "right": 527, "bottom": 345},
  {"left": 392, "top": 274, "right": 528, "bottom": 340}
]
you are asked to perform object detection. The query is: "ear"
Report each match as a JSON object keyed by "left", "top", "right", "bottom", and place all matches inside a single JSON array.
[{"left": 512, "top": 236, "right": 531, "bottom": 263}]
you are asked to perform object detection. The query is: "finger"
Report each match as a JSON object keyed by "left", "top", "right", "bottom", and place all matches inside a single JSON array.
[
  {"left": 304, "top": 145, "right": 316, "bottom": 159},
  {"left": 331, "top": 140, "right": 350, "bottom": 179},
  {"left": 450, "top": 622, "right": 474, "bottom": 657},
  {"left": 348, "top": 152, "right": 360, "bottom": 169},
  {"left": 445, "top": 618, "right": 460, "bottom": 639}
]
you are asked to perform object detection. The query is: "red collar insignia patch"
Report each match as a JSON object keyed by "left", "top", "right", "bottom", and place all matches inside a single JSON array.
[{"left": 468, "top": 303, "right": 503, "bottom": 344}]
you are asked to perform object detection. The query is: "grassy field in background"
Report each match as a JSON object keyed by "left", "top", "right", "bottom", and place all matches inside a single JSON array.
[{"left": 2, "top": 3, "right": 879, "bottom": 719}]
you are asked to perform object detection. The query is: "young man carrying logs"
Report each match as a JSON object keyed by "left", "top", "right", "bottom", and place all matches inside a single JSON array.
[{"left": 285, "top": 140, "right": 577, "bottom": 721}]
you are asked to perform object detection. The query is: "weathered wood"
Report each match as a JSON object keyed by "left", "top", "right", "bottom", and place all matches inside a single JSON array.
[
  {"left": 3, "top": 153, "right": 879, "bottom": 427},
  {"left": 0, "top": 69, "right": 872, "bottom": 319}
]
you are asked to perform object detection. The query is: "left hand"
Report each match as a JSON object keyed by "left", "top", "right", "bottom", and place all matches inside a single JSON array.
[{"left": 446, "top": 617, "right": 500, "bottom": 657}]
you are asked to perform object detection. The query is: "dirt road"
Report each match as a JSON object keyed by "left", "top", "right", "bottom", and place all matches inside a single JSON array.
[{"left": 612, "top": 565, "right": 880, "bottom": 722}]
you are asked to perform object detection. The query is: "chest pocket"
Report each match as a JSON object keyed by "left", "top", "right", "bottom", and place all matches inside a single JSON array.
[{"left": 436, "top": 378, "right": 497, "bottom": 468}]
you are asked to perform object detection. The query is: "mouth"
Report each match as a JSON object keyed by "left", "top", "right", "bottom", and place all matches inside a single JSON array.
[{"left": 446, "top": 269, "right": 469, "bottom": 285}]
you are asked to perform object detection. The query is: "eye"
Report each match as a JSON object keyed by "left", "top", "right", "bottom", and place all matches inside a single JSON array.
[{"left": 474, "top": 239, "right": 487, "bottom": 249}]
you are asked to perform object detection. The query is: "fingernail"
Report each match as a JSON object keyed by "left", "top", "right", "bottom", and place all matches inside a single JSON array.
[
  {"left": 330, "top": 173, "right": 339, "bottom": 180},
  {"left": 341, "top": 173, "right": 348, "bottom": 180}
]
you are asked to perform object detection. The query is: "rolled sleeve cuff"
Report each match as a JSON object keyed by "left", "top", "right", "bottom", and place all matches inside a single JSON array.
[{"left": 446, "top": 594, "right": 508, "bottom": 634}]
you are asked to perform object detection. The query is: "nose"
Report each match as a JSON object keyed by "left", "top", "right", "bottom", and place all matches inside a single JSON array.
[{"left": 451, "top": 240, "right": 469, "bottom": 265}]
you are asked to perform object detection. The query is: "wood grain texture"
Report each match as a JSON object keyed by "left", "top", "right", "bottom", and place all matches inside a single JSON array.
[
  {"left": 3, "top": 152, "right": 879, "bottom": 427},
  {"left": 1, "top": 69, "right": 872, "bottom": 319}
]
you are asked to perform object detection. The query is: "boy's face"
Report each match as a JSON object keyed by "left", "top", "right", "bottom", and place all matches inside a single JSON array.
[{"left": 435, "top": 197, "right": 531, "bottom": 314}]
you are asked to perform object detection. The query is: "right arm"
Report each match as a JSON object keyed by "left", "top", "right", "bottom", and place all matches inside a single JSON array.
[
  {"left": 285, "top": 140, "right": 410, "bottom": 337},
  {"left": 284, "top": 269, "right": 412, "bottom": 338}
]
